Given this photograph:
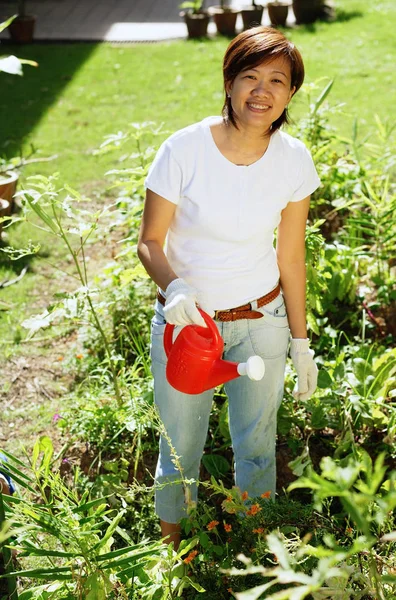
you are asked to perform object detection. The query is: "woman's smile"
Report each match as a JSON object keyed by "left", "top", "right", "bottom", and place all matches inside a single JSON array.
[{"left": 246, "top": 102, "right": 271, "bottom": 112}]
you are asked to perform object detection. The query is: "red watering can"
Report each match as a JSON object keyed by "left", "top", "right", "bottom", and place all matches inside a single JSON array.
[{"left": 163, "top": 309, "right": 265, "bottom": 395}]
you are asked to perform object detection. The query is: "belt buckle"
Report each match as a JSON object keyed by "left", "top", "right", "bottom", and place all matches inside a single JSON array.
[{"left": 214, "top": 309, "right": 225, "bottom": 321}]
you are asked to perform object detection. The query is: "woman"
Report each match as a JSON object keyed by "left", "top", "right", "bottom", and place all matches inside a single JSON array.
[{"left": 138, "top": 26, "right": 320, "bottom": 549}]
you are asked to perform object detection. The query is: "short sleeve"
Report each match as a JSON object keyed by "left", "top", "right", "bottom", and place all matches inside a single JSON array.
[
  {"left": 144, "top": 140, "right": 182, "bottom": 205},
  {"left": 289, "top": 145, "right": 320, "bottom": 202}
]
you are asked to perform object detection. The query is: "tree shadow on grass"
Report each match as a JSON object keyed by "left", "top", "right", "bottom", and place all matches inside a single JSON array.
[
  {"left": 334, "top": 9, "right": 363, "bottom": 23},
  {"left": 294, "top": 8, "right": 363, "bottom": 33},
  {"left": 0, "top": 42, "right": 98, "bottom": 159}
]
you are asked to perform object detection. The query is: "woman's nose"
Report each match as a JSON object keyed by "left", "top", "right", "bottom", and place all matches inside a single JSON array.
[{"left": 252, "top": 81, "right": 269, "bottom": 97}]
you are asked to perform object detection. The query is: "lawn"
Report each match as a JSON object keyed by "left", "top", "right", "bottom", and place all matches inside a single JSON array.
[{"left": 0, "top": 0, "right": 395, "bottom": 187}]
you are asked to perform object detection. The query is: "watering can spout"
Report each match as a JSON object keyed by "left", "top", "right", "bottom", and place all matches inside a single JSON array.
[{"left": 207, "top": 359, "right": 240, "bottom": 389}]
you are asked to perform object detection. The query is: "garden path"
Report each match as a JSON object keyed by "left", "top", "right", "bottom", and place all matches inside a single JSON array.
[{"left": 0, "top": 0, "right": 296, "bottom": 42}]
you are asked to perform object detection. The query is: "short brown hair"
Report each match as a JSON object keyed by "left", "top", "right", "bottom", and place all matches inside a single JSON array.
[{"left": 222, "top": 26, "right": 305, "bottom": 133}]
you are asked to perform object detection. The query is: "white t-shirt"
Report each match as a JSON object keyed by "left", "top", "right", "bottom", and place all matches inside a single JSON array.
[{"left": 145, "top": 116, "right": 320, "bottom": 311}]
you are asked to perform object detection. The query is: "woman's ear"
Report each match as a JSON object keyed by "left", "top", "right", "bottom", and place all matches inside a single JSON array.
[{"left": 288, "top": 85, "right": 296, "bottom": 102}]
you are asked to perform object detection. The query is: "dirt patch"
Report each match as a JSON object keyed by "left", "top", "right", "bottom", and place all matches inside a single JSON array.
[
  {"left": 0, "top": 336, "right": 76, "bottom": 456},
  {"left": 0, "top": 194, "right": 128, "bottom": 459}
]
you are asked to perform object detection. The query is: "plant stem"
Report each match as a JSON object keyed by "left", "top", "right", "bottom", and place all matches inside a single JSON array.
[{"left": 51, "top": 202, "right": 122, "bottom": 405}]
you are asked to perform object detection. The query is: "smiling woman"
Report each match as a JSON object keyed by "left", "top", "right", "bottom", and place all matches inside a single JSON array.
[{"left": 137, "top": 26, "right": 320, "bottom": 550}]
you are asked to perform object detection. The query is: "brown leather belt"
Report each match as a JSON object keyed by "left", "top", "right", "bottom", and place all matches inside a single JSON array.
[{"left": 157, "top": 283, "right": 281, "bottom": 322}]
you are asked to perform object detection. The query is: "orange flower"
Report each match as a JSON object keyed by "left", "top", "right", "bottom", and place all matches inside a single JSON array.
[
  {"left": 246, "top": 503, "right": 262, "bottom": 516},
  {"left": 224, "top": 523, "right": 232, "bottom": 532},
  {"left": 183, "top": 549, "right": 198, "bottom": 564},
  {"left": 207, "top": 520, "right": 219, "bottom": 531},
  {"left": 252, "top": 527, "right": 265, "bottom": 534},
  {"left": 346, "top": 526, "right": 353, "bottom": 534},
  {"left": 261, "top": 491, "right": 271, "bottom": 499},
  {"left": 226, "top": 496, "right": 233, "bottom": 502},
  {"left": 57, "top": 356, "right": 64, "bottom": 361},
  {"left": 76, "top": 354, "right": 83, "bottom": 360},
  {"left": 241, "top": 491, "right": 249, "bottom": 501},
  {"left": 227, "top": 589, "right": 233, "bottom": 594}
]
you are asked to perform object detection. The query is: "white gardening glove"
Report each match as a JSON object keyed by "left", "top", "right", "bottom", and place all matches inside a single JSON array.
[
  {"left": 163, "top": 278, "right": 206, "bottom": 328},
  {"left": 290, "top": 338, "right": 318, "bottom": 401}
]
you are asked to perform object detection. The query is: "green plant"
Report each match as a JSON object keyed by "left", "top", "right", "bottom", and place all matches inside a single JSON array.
[
  {"left": 220, "top": 452, "right": 396, "bottom": 599},
  {"left": 179, "top": 0, "right": 205, "bottom": 14},
  {"left": 0, "top": 438, "right": 164, "bottom": 599}
]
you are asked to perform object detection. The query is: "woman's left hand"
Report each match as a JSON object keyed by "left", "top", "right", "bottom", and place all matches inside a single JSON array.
[{"left": 290, "top": 338, "right": 318, "bottom": 401}]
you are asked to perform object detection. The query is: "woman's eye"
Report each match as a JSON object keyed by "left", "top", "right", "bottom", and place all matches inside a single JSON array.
[
  {"left": 245, "top": 75, "right": 256, "bottom": 80},
  {"left": 272, "top": 79, "right": 283, "bottom": 84}
]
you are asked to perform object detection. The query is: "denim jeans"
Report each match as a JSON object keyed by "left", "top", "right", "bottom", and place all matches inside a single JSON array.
[{"left": 150, "top": 294, "right": 290, "bottom": 523}]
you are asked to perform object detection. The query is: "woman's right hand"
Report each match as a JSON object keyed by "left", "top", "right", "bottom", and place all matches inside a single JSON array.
[{"left": 164, "top": 278, "right": 206, "bottom": 327}]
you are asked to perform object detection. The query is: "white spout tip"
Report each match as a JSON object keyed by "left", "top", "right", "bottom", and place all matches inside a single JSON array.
[
  {"left": 247, "top": 355, "right": 265, "bottom": 380},
  {"left": 237, "top": 356, "right": 265, "bottom": 380}
]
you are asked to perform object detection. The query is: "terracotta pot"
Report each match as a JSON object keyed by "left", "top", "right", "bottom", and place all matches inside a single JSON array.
[
  {"left": 8, "top": 15, "right": 36, "bottom": 44},
  {"left": 241, "top": 5, "right": 264, "bottom": 29},
  {"left": 0, "top": 172, "right": 18, "bottom": 216},
  {"left": 267, "top": 3, "right": 289, "bottom": 26},
  {"left": 0, "top": 199, "right": 10, "bottom": 238},
  {"left": 180, "top": 11, "right": 210, "bottom": 38},
  {"left": 292, "top": 0, "right": 321, "bottom": 24},
  {"left": 210, "top": 7, "right": 239, "bottom": 36}
]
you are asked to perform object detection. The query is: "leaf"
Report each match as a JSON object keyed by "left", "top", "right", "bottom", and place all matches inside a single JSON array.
[
  {"left": 333, "top": 362, "right": 346, "bottom": 381},
  {"left": 317, "top": 370, "right": 332, "bottom": 389},
  {"left": 182, "top": 575, "right": 206, "bottom": 592},
  {"left": 307, "top": 311, "right": 320, "bottom": 335},
  {"left": 202, "top": 454, "right": 230, "bottom": 477},
  {"left": 313, "top": 79, "right": 334, "bottom": 115},
  {"left": 310, "top": 405, "right": 328, "bottom": 429},
  {"left": 288, "top": 445, "right": 312, "bottom": 477},
  {"left": 0, "top": 15, "right": 17, "bottom": 33},
  {"left": 32, "top": 436, "right": 53, "bottom": 476},
  {"left": 199, "top": 532, "right": 209, "bottom": 548},
  {"left": 235, "top": 580, "right": 276, "bottom": 600},
  {"left": 91, "top": 510, "right": 126, "bottom": 553},
  {"left": 0, "top": 55, "right": 23, "bottom": 76}
]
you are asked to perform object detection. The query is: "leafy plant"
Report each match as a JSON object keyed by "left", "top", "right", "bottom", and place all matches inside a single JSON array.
[
  {"left": 179, "top": 0, "right": 206, "bottom": 14},
  {"left": 0, "top": 438, "right": 164, "bottom": 599}
]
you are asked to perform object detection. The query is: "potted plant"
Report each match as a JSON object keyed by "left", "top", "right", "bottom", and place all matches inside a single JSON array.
[
  {"left": 0, "top": 159, "right": 20, "bottom": 220},
  {"left": 209, "top": 0, "right": 239, "bottom": 37},
  {"left": 267, "top": 1, "right": 289, "bottom": 27},
  {"left": 292, "top": 0, "right": 334, "bottom": 24},
  {"left": 241, "top": 0, "right": 264, "bottom": 30},
  {"left": 180, "top": 0, "right": 210, "bottom": 38},
  {"left": 8, "top": 0, "right": 36, "bottom": 43}
]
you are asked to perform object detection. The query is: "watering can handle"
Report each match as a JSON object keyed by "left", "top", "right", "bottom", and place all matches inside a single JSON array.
[{"left": 163, "top": 308, "right": 221, "bottom": 358}]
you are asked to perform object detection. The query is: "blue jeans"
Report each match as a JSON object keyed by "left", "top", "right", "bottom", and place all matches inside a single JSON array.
[{"left": 150, "top": 295, "right": 290, "bottom": 523}]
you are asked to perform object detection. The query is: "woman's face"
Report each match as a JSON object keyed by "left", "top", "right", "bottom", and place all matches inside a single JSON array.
[{"left": 227, "top": 55, "right": 296, "bottom": 133}]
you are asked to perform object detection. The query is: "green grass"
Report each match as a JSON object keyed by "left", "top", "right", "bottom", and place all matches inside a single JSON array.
[{"left": 0, "top": 0, "right": 395, "bottom": 351}]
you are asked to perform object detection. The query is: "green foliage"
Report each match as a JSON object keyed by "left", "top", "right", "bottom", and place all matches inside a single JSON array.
[
  {"left": 0, "top": 439, "right": 163, "bottom": 599},
  {"left": 179, "top": 0, "right": 205, "bottom": 14}
]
